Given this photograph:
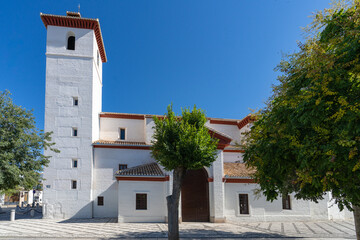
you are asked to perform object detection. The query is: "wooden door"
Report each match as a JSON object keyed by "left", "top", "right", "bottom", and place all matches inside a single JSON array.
[{"left": 181, "top": 168, "right": 210, "bottom": 222}]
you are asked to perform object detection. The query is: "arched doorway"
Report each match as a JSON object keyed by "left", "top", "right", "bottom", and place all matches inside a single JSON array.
[{"left": 181, "top": 168, "right": 210, "bottom": 222}]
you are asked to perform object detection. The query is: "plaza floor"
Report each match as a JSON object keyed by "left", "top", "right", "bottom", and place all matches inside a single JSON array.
[
  {"left": 0, "top": 216, "right": 356, "bottom": 239},
  {"left": 0, "top": 207, "right": 356, "bottom": 239}
]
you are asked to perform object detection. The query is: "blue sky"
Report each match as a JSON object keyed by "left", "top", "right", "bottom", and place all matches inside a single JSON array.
[{"left": 1, "top": 0, "right": 332, "bottom": 130}]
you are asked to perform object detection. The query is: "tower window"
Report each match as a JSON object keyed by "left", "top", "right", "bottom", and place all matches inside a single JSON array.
[
  {"left": 73, "top": 97, "right": 78, "bottom": 106},
  {"left": 119, "top": 164, "right": 127, "bottom": 171},
  {"left": 72, "top": 159, "right": 78, "bottom": 168},
  {"left": 136, "top": 194, "right": 147, "bottom": 210},
  {"left": 67, "top": 36, "right": 75, "bottom": 50},
  {"left": 72, "top": 128, "right": 78, "bottom": 137},
  {"left": 119, "top": 128, "right": 126, "bottom": 140},
  {"left": 282, "top": 195, "right": 291, "bottom": 210},
  {"left": 71, "top": 180, "right": 77, "bottom": 189}
]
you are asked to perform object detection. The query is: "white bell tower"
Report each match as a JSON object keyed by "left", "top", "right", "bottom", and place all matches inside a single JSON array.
[{"left": 41, "top": 11, "right": 106, "bottom": 218}]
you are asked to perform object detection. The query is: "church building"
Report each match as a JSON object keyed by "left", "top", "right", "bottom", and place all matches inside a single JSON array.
[{"left": 41, "top": 11, "right": 352, "bottom": 222}]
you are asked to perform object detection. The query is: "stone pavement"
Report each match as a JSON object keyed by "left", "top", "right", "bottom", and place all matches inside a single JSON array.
[{"left": 0, "top": 217, "right": 356, "bottom": 239}]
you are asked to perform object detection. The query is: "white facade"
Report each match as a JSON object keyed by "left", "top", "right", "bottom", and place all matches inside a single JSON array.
[{"left": 42, "top": 12, "right": 352, "bottom": 222}]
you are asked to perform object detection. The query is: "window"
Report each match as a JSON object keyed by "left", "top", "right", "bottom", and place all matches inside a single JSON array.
[
  {"left": 282, "top": 195, "right": 291, "bottom": 210},
  {"left": 119, "top": 128, "right": 126, "bottom": 140},
  {"left": 72, "top": 159, "right": 78, "bottom": 168},
  {"left": 119, "top": 164, "right": 127, "bottom": 171},
  {"left": 239, "top": 194, "right": 249, "bottom": 214},
  {"left": 98, "top": 196, "right": 104, "bottom": 206},
  {"left": 67, "top": 36, "right": 75, "bottom": 50},
  {"left": 73, "top": 97, "right": 78, "bottom": 106},
  {"left": 136, "top": 193, "right": 147, "bottom": 210},
  {"left": 72, "top": 128, "right": 78, "bottom": 137},
  {"left": 71, "top": 180, "right": 77, "bottom": 189}
]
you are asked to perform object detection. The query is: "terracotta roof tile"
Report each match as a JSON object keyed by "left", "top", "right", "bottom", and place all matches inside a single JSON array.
[
  {"left": 223, "top": 162, "right": 256, "bottom": 178},
  {"left": 115, "top": 162, "right": 165, "bottom": 176},
  {"left": 93, "top": 140, "right": 150, "bottom": 146}
]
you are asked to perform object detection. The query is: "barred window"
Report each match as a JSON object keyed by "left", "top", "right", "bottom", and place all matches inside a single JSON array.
[
  {"left": 282, "top": 195, "right": 291, "bottom": 210},
  {"left": 239, "top": 194, "right": 249, "bottom": 214},
  {"left": 136, "top": 194, "right": 147, "bottom": 210}
]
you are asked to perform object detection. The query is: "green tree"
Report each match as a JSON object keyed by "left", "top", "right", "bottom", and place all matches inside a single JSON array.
[
  {"left": 0, "top": 90, "right": 58, "bottom": 192},
  {"left": 151, "top": 105, "right": 218, "bottom": 240},
  {"left": 243, "top": 1, "right": 360, "bottom": 238}
]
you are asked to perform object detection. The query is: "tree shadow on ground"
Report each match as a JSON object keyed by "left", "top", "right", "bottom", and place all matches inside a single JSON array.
[{"left": 0, "top": 207, "right": 42, "bottom": 221}]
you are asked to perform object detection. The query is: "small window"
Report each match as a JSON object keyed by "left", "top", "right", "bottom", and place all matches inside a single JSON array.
[
  {"left": 73, "top": 97, "right": 78, "bottom": 106},
  {"left": 119, "top": 164, "right": 128, "bottom": 171},
  {"left": 282, "top": 195, "right": 291, "bottom": 210},
  {"left": 67, "top": 36, "right": 75, "bottom": 50},
  {"left": 46, "top": 185, "right": 51, "bottom": 189},
  {"left": 71, "top": 180, "right": 77, "bottom": 189},
  {"left": 239, "top": 194, "right": 249, "bottom": 214},
  {"left": 119, "top": 128, "right": 126, "bottom": 140},
  {"left": 136, "top": 193, "right": 147, "bottom": 210},
  {"left": 97, "top": 51, "right": 100, "bottom": 66},
  {"left": 98, "top": 196, "right": 104, "bottom": 206},
  {"left": 72, "top": 128, "right": 78, "bottom": 137},
  {"left": 72, "top": 159, "right": 78, "bottom": 168}
]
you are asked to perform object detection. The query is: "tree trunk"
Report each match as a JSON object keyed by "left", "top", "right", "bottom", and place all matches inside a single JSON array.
[
  {"left": 167, "top": 166, "right": 186, "bottom": 240},
  {"left": 354, "top": 205, "right": 360, "bottom": 240}
]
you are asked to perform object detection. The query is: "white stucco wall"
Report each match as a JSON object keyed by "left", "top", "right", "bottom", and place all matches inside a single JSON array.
[
  {"left": 92, "top": 148, "right": 155, "bottom": 217},
  {"left": 43, "top": 25, "right": 102, "bottom": 219},
  {"left": 118, "top": 181, "right": 167, "bottom": 222},
  {"left": 223, "top": 152, "right": 244, "bottom": 163},
  {"left": 145, "top": 117, "right": 155, "bottom": 144},
  {"left": 327, "top": 192, "right": 354, "bottom": 220},
  {"left": 206, "top": 122, "right": 241, "bottom": 144},
  {"left": 224, "top": 183, "right": 329, "bottom": 222},
  {"left": 99, "top": 118, "right": 145, "bottom": 142}
]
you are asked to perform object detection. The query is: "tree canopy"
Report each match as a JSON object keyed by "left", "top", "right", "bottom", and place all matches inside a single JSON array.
[
  {"left": 151, "top": 105, "right": 218, "bottom": 171},
  {"left": 151, "top": 105, "right": 218, "bottom": 240},
  {"left": 0, "top": 90, "right": 58, "bottom": 191},
  {"left": 243, "top": 1, "right": 360, "bottom": 237}
]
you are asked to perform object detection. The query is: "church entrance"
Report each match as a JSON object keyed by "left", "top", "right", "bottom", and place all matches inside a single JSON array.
[{"left": 181, "top": 168, "right": 210, "bottom": 222}]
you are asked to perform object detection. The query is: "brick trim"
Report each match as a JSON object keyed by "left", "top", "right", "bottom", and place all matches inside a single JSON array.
[
  {"left": 93, "top": 145, "right": 150, "bottom": 150},
  {"left": 223, "top": 178, "right": 256, "bottom": 183}
]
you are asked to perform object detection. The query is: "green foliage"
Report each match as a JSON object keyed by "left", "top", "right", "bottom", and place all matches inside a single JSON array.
[
  {"left": 0, "top": 90, "right": 58, "bottom": 191},
  {"left": 243, "top": 1, "right": 360, "bottom": 211},
  {"left": 151, "top": 105, "right": 218, "bottom": 171}
]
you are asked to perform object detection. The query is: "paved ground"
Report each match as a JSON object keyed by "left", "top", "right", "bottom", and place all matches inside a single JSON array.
[{"left": 0, "top": 216, "right": 356, "bottom": 239}]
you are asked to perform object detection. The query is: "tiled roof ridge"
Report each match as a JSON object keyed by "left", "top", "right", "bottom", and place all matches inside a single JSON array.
[
  {"left": 93, "top": 140, "right": 150, "bottom": 146},
  {"left": 40, "top": 13, "right": 97, "bottom": 21},
  {"left": 99, "top": 111, "right": 249, "bottom": 122},
  {"left": 115, "top": 162, "right": 165, "bottom": 176}
]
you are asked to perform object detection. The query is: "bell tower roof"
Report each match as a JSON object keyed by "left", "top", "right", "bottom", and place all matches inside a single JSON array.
[{"left": 40, "top": 12, "right": 107, "bottom": 62}]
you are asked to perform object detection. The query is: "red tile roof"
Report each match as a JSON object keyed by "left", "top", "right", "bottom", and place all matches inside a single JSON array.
[
  {"left": 223, "top": 162, "right": 256, "bottom": 178},
  {"left": 115, "top": 162, "right": 165, "bottom": 176}
]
